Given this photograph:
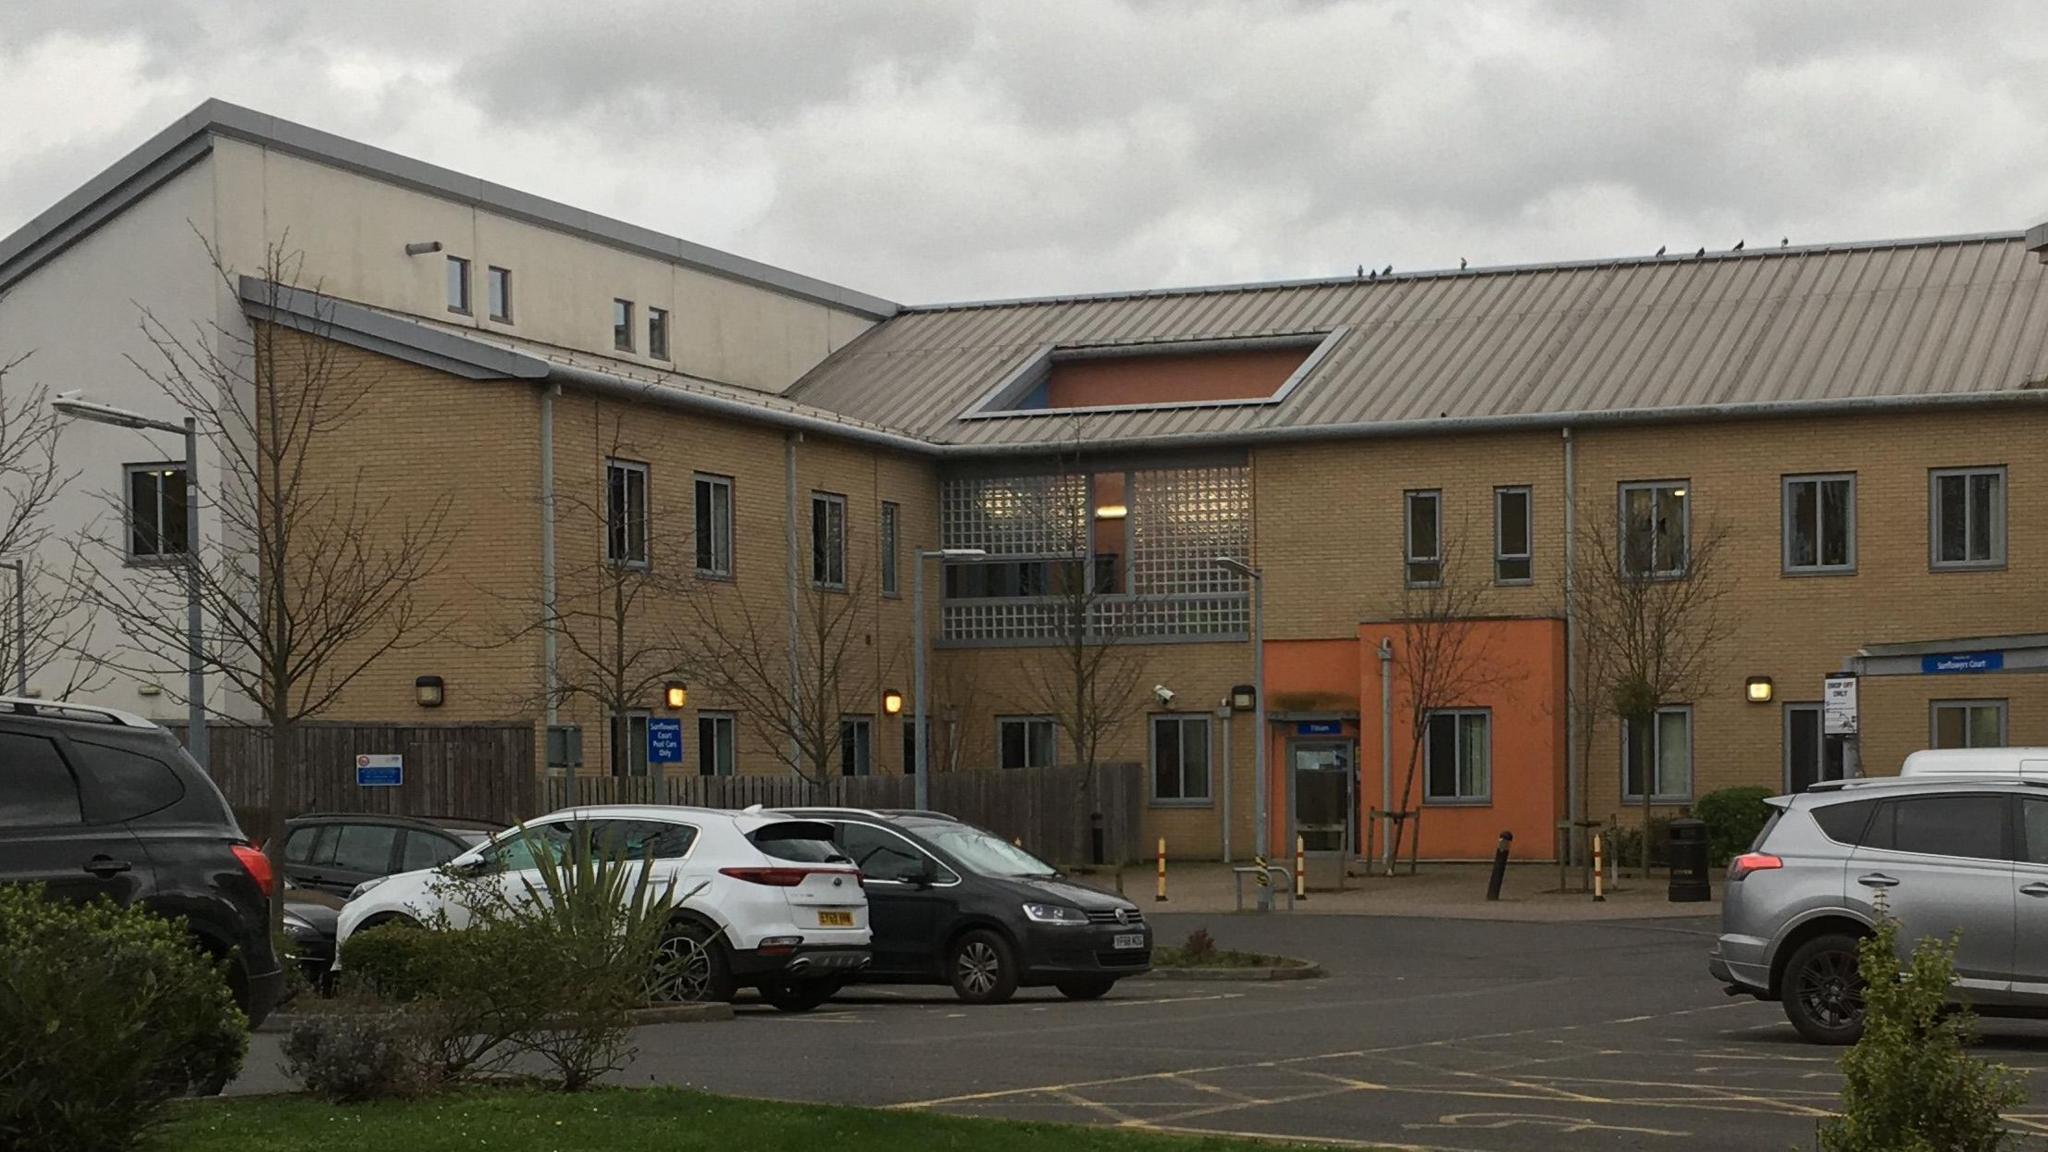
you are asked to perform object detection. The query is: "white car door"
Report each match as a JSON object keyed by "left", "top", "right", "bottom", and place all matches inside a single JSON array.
[
  {"left": 444, "top": 818, "right": 576, "bottom": 927},
  {"left": 588, "top": 817, "right": 705, "bottom": 911}
]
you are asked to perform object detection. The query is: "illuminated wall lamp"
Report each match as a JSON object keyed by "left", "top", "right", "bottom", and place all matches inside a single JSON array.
[
  {"left": 1230, "top": 683, "right": 1257, "bottom": 711},
  {"left": 415, "top": 675, "right": 445, "bottom": 708},
  {"left": 1095, "top": 504, "right": 1128, "bottom": 520},
  {"left": 664, "top": 682, "right": 689, "bottom": 710},
  {"left": 1744, "top": 676, "right": 1773, "bottom": 704},
  {"left": 882, "top": 688, "right": 904, "bottom": 716}
]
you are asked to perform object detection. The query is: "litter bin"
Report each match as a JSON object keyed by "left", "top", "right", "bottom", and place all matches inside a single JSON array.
[{"left": 1667, "top": 818, "right": 1711, "bottom": 903}]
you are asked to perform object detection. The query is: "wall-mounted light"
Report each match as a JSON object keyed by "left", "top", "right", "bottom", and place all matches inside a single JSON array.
[
  {"left": 664, "top": 682, "right": 688, "bottom": 710},
  {"left": 1095, "top": 504, "right": 1128, "bottom": 520},
  {"left": 1671, "top": 488, "right": 1689, "bottom": 498},
  {"left": 403, "top": 241, "right": 444, "bottom": 256},
  {"left": 1745, "top": 676, "right": 1773, "bottom": 704},
  {"left": 415, "top": 675, "right": 446, "bottom": 708},
  {"left": 883, "top": 688, "right": 904, "bottom": 716},
  {"left": 1230, "top": 683, "right": 1257, "bottom": 711}
]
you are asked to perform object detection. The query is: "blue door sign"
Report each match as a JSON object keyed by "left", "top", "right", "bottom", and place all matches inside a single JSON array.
[{"left": 648, "top": 718, "right": 684, "bottom": 766}]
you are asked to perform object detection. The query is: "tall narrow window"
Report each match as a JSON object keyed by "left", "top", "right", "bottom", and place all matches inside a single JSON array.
[
  {"left": 1150, "top": 715, "right": 1211, "bottom": 802},
  {"left": 648, "top": 307, "right": 670, "bottom": 360},
  {"left": 1404, "top": 489, "right": 1442, "bottom": 586},
  {"left": 697, "top": 713, "right": 736, "bottom": 777},
  {"left": 1424, "top": 710, "right": 1491, "bottom": 803},
  {"left": 545, "top": 726, "right": 583, "bottom": 774},
  {"left": 1783, "top": 474, "right": 1855, "bottom": 574},
  {"left": 1930, "top": 467, "right": 2005, "bottom": 569},
  {"left": 1932, "top": 700, "right": 2006, "bottom": 749},
  {"left": 125, "top": 463, "right": 189, "bottom": 560},
  {"left": 606, "top": 460, "right": 649, "bottom": 566},
  {"left": 1784, "top": 703, "right": 1847, "bottom": 792},
  {"left": 613, "top": 299, "right": 635, "bottom": 352},
  {"left": 486, "top": 266, "right": 512, "bottom": 322},
  {"left": 693, "top": 474, "right": 732, "bottom": 577},
  {"left": 1620, "top": 481, "right": 1689, "bottom": 577},
  {"left": 811, "top": 492, "right": 847, "bottom": 588},
  {"left": 446, "top": 255, "right": 471, "bottom": 314},
  {"left": 610, "top": 712, "right": 650, "bottom": 777},
  {"left": 838, "top": 717, "right": 872, "bottom": 776},
  {"left": 880, "top": 501, "right": 900, "bottom": 596},
  {"left": 998, "top": 717, "right": 1057, "bottom": 769},
  {"left": 902, "top": 716, "right": 928, "bottom": 775},
  {"left": 1623, "top": 706, "right": 1692, "bottom": 802},
  {"left": 1494, "top": 486, "right": 1531, "bottom": 583}
]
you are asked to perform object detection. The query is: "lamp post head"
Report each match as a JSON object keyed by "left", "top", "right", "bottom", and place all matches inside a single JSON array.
[
  {"left": 1214, "top": 556, "right": 1259, "bottom": 580},
  {"left": 928, "top": 548, "right": 987, "bottom": 561}
]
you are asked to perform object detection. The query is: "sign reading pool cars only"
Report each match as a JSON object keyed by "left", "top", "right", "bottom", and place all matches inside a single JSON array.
[
  {"left": 1823, "top": 674, "right": 1859, "bottom": 737},
  {"left": 647, "top": 718, "right": 684, "bottom": 766}
]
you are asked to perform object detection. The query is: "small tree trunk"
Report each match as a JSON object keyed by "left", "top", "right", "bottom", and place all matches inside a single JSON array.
[{"left": 265, "top": 712, "right": 291, "bottom": 935}]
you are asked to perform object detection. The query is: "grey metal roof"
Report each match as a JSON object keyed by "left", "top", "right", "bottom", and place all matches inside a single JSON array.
[
  {"left": 0, "top": 99, "right": 897, "bottom": 318},
  {"left": 787, "top": 232, "right": 2048, "bottom": 451}
]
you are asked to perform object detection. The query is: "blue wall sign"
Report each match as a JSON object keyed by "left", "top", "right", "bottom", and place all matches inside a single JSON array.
[
  {"left": 1296, "top": 720, "right": 1343, "bottom": 736},
  {"left": 1922, "top": 651, "right": 2004, "bottom": 675},
  {"left": 648, "top": 718, "right": 684, "bottom": 766},
  {"left": 355, "top": 754, "right": 402, "bottom": 788}
]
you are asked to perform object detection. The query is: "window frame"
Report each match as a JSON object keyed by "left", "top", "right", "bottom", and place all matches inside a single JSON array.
[
  {"left": 545, "top": 725, "right": 583, "bottom": 774},
  {"left": 1929, "top": 466, "right": 2007, "bottom": 571},
  {"left": 693, "top": 473, "right": 734, "bottom": 579},
  {"left": 486, "top": 265, "right": 512, "bottom": 323},
  {"left": 610, "top": 711, "right": 651, "bottom": 778},
  {"left": 123, "top": 461, "right": 190, "bottom": 564},
  {"left": 446, "top": 255, "right": 471, "bottom": 315},
  {"left": 697, "top": 711, "right": 736, "bottom": 777},
  {"left": 1930, "top": 699, "right": 2008, "bottom": 749},
  {"left": 838, "top": 715, "right": 873, "bottom": 777},
  {"left": 1782, "top": 472, "right": 1856, "bottom": 576},
  {"left": 1493, "top": 485, "right": 1532, "bottom": 585},
  {"left": 1404, "top": 488, "right": 1443, "bottom": 587},
  {"left": 1149, "top": 713, "right": 1213, "bottom": 806},
  {"left": 613, "top": 298, "right": 635, "bottom": 353},
  {"left": 648, "top": 306, "right": 670, "bottom": 360},
  {"left": 996, "top": 716, "right": 1058, "bottom": 770},
  {"left": 1618, "top": 480, "right": 1690, "bottom": 579},
  {"left": 605, "top": 458, "right": 650, "bottom": 568},
  {"left": 1422, "top": 708, "right": 1493, "bottom": 805},
  {"left": 811, "top": 491, "right": 848, "bottom": 590},
  {"left": 1621, "top": 704, "right": 1694, "bottom": 804},
  {"left": 880, "top": 501, "right": 901, "bottom": 597}
]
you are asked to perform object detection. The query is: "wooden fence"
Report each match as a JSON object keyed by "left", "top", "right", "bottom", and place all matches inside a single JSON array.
[{"left": 173, "top": 723, "right": 537, "bottom": 828}]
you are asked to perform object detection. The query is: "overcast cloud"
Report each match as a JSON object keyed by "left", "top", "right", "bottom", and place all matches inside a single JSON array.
[{"left": 4, "top": 1, "right": 2047, "bottom": 302}]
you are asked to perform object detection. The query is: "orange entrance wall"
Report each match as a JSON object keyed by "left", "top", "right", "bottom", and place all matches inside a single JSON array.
[{"left": 1260, "top": 621, "right": 1567, "bottom": 861}]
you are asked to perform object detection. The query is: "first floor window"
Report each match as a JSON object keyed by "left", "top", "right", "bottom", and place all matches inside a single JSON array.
[
  {"left": 545, "top": 725, "right": 583, "bottom": 773},
  {"left": 880, "top": 501, "right": 900, "bottom": 596},
  {"left": 1784, "top": 704, "right": 1847, "bottom": 791},
  {"left": 1931, "top": 467, "right": 2005, "bottom": 568},
  {"left": 1932, "top": 700, "right": 2006, "bottom": 749},
  {"left": 1404, "top": 489, "right": 1442, "bottom": 586},
  {"left": 606, "top": 459, "right": 649, "bottom": 566},
  {"left": 839, "top": 717, "right": 872, "bottom": 776},
  {"left": 125, "top": 463, "right": 189, "bottom": 559},
  {"left": 613, "top": 298, "right": 635, "bottom": 351},
  {"left": 1151, "top": 715, "right": 1211, "bottom": 802},
  {"left": 1623, "top": 706, "right": 1691, "bottom": 802},
  {"left": 812, "top": 492, "right": 847, "bottom": 588},
  {"left": 694, "top": 474, "right": 733, "bottom": 576},
  {"left": 1424, "top": 710, "right": 1491, "bottom": 802},
  {"left": 1494, "top": 486, "right": 1531, "bottom": 583},
  {"left": 446, "top": 255, "right": 471, "bottom": 314},
  {"left": 648, "top": 307, "right": 670, "bottom": 360},
  {"left": 697, "top": 713, "right": 735, "bottom": 776},
  {"left": 1620, "top": 481, "right": 1689, "bottom": 577},
  {"left": 1784, "top": 473, "right": 1855, "bottom": 573},
  {"left": 487, "top": 265, "right": 512, "bottom": 322},
  {"left": 610, "top": 712, "right": 650, "bottom": 778},
  {"left": 998, "top": 717, "right": 1057, "bottom": 770}
]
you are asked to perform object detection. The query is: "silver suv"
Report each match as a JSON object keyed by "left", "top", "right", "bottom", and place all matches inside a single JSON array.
[{"left": 1710, "top": 776, "right": 2048, "bottom": 1044}]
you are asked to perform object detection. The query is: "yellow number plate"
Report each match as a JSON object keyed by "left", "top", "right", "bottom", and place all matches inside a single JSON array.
[{"left": 818, "top": 910, "right": 854, "bottom": 927}]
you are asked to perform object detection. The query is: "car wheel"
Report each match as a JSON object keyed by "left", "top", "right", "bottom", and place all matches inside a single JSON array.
[
  {"left": 1055, "top": 976, "right": 1118, "bottom": 1001},
  {"left": 759, "top": 978, "right": 842, "bottom": 1013},
  {"left": 948, "top": 929, "right": 1019, "bottom": 1005},
  {"left": 1781, "top": 933, "right": 1866, "bottom": 1045},
  {"left": 649, "top": 921, "right": 735, "bottom": 1004}
]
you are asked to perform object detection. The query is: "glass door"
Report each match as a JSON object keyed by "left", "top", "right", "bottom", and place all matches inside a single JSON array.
[{"left": 1291, "top": 741, "right": 1355, "bottom": 855}]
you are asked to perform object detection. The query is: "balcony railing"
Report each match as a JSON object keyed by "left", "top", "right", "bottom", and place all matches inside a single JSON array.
[{"left": 940, "top": 592, "right": 1250, "bottom": 646}]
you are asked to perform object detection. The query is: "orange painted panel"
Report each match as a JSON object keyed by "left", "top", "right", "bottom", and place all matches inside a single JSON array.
[{"left": 1044, "top": 347, "right": 1306, "bottom": 408}]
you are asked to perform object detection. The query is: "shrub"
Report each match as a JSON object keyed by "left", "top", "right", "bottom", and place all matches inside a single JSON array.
[
  {"left": 280, "top": 998, "right": 439, "bottom": 1102},
  {"left": 1181, "top": 928, "right": 1217, "bottom": 961},
  {"left": 0, "top": 886, "right": 247, "bottom": 1152},
  {"left": 1606, "top": 816, "right": 1674, "bottom": 871},
  {"left": 1818, "top": 916, "right": 2021, "bottom": 1152},
  {"left": 1695, "top": 786, "right": 1775, "bottom": 866}
]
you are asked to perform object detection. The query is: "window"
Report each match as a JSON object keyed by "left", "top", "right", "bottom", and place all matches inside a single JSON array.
[
  {"left": 839, "top": 717, "right": 872, "bottom": 777},
  {"left": 1151, "top": 715, "right": 1211, "bottom": 802},
  {"left": 1865, "top": 794, "right": 2006, "bottom": 861},
  {"left": 610, "top": 712, "right": 650, "bottom": 777},
  {"left": 482, "top": 820, "right": 575, "bottom": 872},
  {"left": 330, "top": 824, "right": 399, "bottom": 875},
  {"left": 648, "top": 307, "right": 670, "bottom": 360},
  {"left": 812, "top": 492, "right": 847, "bottom": 588},
  {"left": 1404, "top": 489, "right": 1442, "bottom": 586},
  {"left": 1932, "top": 700, "right": 2006, "bottom": 749},
  {"left": 753, "top": 822, "right": 849, "bottom": 864},
  {"left": 1784, "top": 704, "right": 1847, "bottom": 792},
  {"left": 400, "top": 830, "right": 456, "bottom": 872},
  {"left": 1622, "top": 706, "right": 1692, "bottom": 802},
  {"left": 545, "top": 726, "right": 583, "bottom": 773},
  {"left": 1931, "top": 467, "right": 2005, "bottom": 569},
  {"left": 2021, "top": 798, "right": 2048, "bottom": 866},
  {"left": 126, "top": 463, "right": 189, "bottom": 560},
  {"left": 446, "top": 255, "right": 471, "bottom": 314},
  {"left": 879, "top": 501, "right": 901, "bottom": 596},
  {"left": 1494, "top": 486, "right": 1532, "bottom": 583},
  {"left": 0, "top": 733, "right": 82, "bottom": 827},
  {"left": 1620, "top": 481, "right": 1689, "bottom": 577},
  {"left": 72, "top": 740, "right": 183, "bottom": 821},
  {"left": 998, "top": 717, "right": 1057, "bottom": 770},
  {"left": 836, "top": 821, "right": 940, "bottom": 883},
  {"left": 486, "top": 265, "right": 511, "bottom": 322},
  {"left": 903, "top": 716, "right": 928, "bottom": 775},
  {"left": 1783, "top": 474, "right": 1854, "bottom": 574},
  {"left": 606, "top": 460, "right": 649, "bottom": 566},
  {"left": 693, "top": 474, "right": 733, "bottom": 577},
  {"left": 286, "top": 825, "right": 321, "bottom": 865},
  {"left": 613, "top": 299, "right": 635, "bottom": 352},
  {"left": 697, "top": 712, "right": 735, "bottom": 777},
  {"left": 1424, "top": 710, "right": 1491, "bottom": 803},
  {"left": 591, "top": 819, "right": 697, "bottom": 859},
  {"left": 1813, "top": 799, "right": 1876, "bottom": 846}
]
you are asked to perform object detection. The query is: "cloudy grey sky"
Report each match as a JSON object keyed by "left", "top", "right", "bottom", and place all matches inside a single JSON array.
[{"left": 4, "top": 1, "right": 2046, "bottom": 303}]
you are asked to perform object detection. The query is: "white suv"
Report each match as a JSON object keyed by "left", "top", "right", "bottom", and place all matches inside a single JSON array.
[{"left": 335, "top": 805, "right": 870, "bottom": 1011}]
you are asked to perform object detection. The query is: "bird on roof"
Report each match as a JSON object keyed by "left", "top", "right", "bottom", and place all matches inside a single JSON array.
[
  {"left": 1368, "top": 269, "right": 1377, "bottom": 280},
  {"left": 1382, "top": 264, "right": 1393, "bottom": 276},
  {"left": 1356, "top": 264, "right": 1364, "bottom": 279},
  {"left": 1655, "top": 245, "right": 1666, "bottom": 257},
  {"left": 1781, "top": 237, "right": 1789, "bottom": 247},
  {"left": 1694, "top": 247, "right": 1706, "bottom": 259},
  {"left": 1732, "top": 239, "right": 1745, "bottom": 252},
  {"left": 1459, "top": 257, "right": 1468, "bottom": 270}
]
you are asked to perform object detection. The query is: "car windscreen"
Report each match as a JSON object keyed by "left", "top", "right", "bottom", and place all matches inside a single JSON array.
[
  {"left": 750, "top": 821, "right": 850, "bottom": 864},
  {"left": 446, "top": 829, "right": 492, "bottom": 847},
  {"left": 919, "top": 824, "right": 1056, "bottom": 878}
]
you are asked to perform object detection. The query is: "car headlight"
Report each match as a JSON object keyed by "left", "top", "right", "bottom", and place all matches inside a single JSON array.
[
  {"left": 348, "top": 876, "right": 388, "bottom": 901},
  {"left": 282, "top": 912, "right": 315, "bottom": 939},
  {"left": 1022, "top": 902, "right": 1088, "bottom": 925}
]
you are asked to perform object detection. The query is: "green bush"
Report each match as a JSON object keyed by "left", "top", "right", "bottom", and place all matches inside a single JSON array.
[
  {"left": 1695, "top": 786, "right": 1775, "bottom": 866},
  {"left": 1606, "top": 816, "right": 1674, "bottom": 871},
  {"left": 1819, "top": 916, "right": 2021, "bottom": 1152},
  {"left": 280, "top": 1000, "right": 439, "bottom": 1102},
  {"left": 0, "top": 886, "right": 247, "bottom": 1152}
]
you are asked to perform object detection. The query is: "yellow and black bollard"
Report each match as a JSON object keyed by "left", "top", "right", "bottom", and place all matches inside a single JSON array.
[
  {"left": 1155, "top": 837, "right": 1168, "bottom": 902},
  {"left": 1294, "top": 835, "right": 1308, "bottom": 902},
  {"left": 1592, "top": 832, "right": 1606, "bottom": 903}
]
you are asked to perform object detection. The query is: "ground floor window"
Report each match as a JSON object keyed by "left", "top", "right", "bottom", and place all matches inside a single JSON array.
[
  {"left": 697, "top": 712, "right": 735, "bottom": 776},
  {"left": 1424, "top": 710, "right": 1491, "bottom": 803},
  {"left": 1151, "top": 715, "right": 1211, "bottom": 802},
  {"left": 545, "top": 725, "right": 582, "bottom": 774},
  {"left": 998, "top": 716, "right": 1057, "bottom": 769},
  {"left": 609, "top": 712, "right": 650, "bottom": 778},
  {"left": 840, "top": 716, "right": 873, "bottom": 777},
  {"left": 1932, "top": 699, "right": 2006, "bottom": 749},
  {"left": 1622, "top": 706, "right": 1691, "bottom": 802},
  {"left": 1784, "top": 703, "right": 1847, "bottom": 791}
]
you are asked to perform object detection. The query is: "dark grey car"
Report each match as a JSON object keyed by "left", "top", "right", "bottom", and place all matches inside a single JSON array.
[{"left": 1711, "top": 776, "right": 2048, "bottom": 1043}]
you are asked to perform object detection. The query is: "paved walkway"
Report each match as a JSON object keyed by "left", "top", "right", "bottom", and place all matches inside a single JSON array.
[{"left": 1110, "top": 861, "right": 1720, "bottom": 922}]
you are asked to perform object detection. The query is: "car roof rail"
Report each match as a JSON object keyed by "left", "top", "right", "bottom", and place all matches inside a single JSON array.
[
  {"left": 1805, "top": 775, "right": 2048, "bottom": 794},
  {"left": 877, "top": 808, "right": 960, "bottom": 821},
  {"left": 0, "top": 696, "right": 158, "bottom": 729}
]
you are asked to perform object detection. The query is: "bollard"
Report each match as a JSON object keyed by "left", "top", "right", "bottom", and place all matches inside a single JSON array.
[
  {"left": 1294, "top": 835, "right": 1308, "bottom": 902},
  {"left": 1484, "top": 830, "right": 1514, "bottom": 901},
  {"left": 1592, "top": 832, "right": 1606, "bottom": 903},
  {"left": 1155, "top": 837, "right": 1168, "bottom": 902}
]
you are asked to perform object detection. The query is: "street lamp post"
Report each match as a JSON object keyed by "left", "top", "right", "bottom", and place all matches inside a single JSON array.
[
  {"left": 52, "top": 396, "right": 206, "bottom": 769},
  {"left": 913, "top": 547, "right": 986, "bottom": 811},
  {"left": 1215, "top": 557, "right": 1266, "bottom": 909}
]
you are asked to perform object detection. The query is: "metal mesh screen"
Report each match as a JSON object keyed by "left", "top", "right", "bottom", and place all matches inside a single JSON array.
[
  {"left": 940, "top": 474, "right": 1087, "bottom": 557},
  {"left": 1130, "top": 466, "right": 1252, "bottom": 598}
]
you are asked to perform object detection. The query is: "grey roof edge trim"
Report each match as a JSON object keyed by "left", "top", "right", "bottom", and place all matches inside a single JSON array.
[
  {"left": 0, "top": 98, "right": 898, "bottom": 320},
  {"left": 546, "top": 362, "right": 942, "bottom": 457},
  {"left": 237, "top": 276, "right": 548, "bottom": 381},
  {"left": 0, "top": 131, "right": 213, "bottom": 295},
  {"left": 903, "top": 230, "right": 2032, "bottom": 314}
]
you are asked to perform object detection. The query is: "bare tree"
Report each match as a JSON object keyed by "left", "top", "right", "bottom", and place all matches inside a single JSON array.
[
  {"left": 1021, "top": 552, "right": 1144, "bottom": 795},
  {"left": 1571, "top": 510, "right": 1735, "bottom": 876},
  {"left": 0, "top": 353, "right": 105, "bottom": 695},
  {"left": 74, "top": 243, "right": 458, "bottom": 926}
]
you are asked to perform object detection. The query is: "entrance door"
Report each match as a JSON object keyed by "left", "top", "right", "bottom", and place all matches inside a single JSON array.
[{"left": 1291, "top": 741, "right": 1355, "bottom": 856}]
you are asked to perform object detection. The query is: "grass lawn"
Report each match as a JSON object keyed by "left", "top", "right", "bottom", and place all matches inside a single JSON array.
[{"left": 165, "top": 1088, "right": 1348, "bottom": 1151}]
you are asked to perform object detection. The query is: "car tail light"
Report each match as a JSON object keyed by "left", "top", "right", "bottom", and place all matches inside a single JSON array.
[
  {"left": 232, "top": 843, "right": 275, "bottom": 896},
  {"left": 1728, "top": 852, "right": 1783, "bottom": 881},
  {"left": 719, "top": 867, "right": 829, "bottom": 887}
]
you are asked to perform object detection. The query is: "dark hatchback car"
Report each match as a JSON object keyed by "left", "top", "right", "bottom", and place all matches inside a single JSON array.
[
  {"left": 777, "top": 808, "right": 1151, "bottom": 1003},
  {"left": 284, "top": 813, "right": 499, "bottom": 897},
  {"left": 0, "top": 698, "right": 283, "bottom": 1026}
]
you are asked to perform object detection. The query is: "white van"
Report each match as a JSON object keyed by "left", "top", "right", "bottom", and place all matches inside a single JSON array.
[{"left": 1897, "top": 748, "right": 2048, "bottom": 780}]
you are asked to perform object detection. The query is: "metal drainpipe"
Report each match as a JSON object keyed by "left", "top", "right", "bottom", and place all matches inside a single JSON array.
[
  {"left": 785, "top": 434, "right": 802, "bottom": 778},
  {"left": 540, "top": 384, "right": 559, "bottom": 740},
  {"left": 1219, "top": 706, "right": 1233, "bottom": 863},
  {"left": 1562, "top": 425, "right": 1580, "bottom": 858},
  {"left": 1378, "top": 637, "right": 1393, "bottom": 872}
]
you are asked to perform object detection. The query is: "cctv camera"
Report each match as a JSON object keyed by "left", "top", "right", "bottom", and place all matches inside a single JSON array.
[{"left": 1153, "top": 685, "right": 1175, "bottom": 707}]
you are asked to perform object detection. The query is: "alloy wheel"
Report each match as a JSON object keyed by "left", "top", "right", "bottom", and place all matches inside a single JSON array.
[
  {"left": 956, "top": 940, "right": 1000, "bottom": 997},
  {"left": 1797, "top": 949, "right": 1862, "bottom": 1028},
  {"left": 648, "top": 933, "right": 713, "bottom": 1003}
]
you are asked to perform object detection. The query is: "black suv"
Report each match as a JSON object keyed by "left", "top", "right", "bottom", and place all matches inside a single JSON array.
[
  {"left": 0, "top": 698, "right": 282, "bottom": 1025},
  {"left": 778, "top": 808, "right": 1151, "bottom": 1003},
  {"left": 284, "top": 813, "right": 499, "bottom": 897}
]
